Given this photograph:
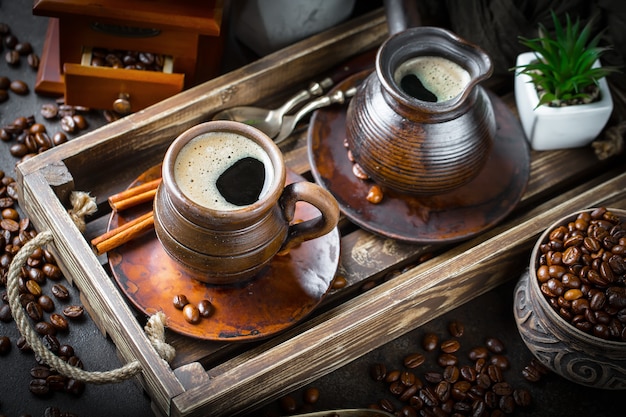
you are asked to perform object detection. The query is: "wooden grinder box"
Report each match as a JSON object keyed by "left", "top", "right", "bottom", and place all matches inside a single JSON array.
[
  {"left": 32, "top": 0, "right": 224, "bottom": 112},
  {"left": 15, "top": 8, "right": 626, "bottom": 417}
]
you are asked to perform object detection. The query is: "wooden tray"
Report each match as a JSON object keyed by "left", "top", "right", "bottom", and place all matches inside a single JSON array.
[{"left": 15, "top": 8, "right": 626, "bottom": 417}]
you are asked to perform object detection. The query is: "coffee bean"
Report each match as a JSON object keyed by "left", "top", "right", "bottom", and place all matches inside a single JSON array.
[
  {"left": 40, "top": 103, "right": 59, "bottom": 119},
  {"left": 65, "top": 378, "right": 85, "bottom": 396},
  {"left": 440, "top": 339, "right": 460, "bottom": 353},
  {"left": 48, "top": 132, "right": 66, "bottom": 147},
  {"left": 485, "top": 337, "right": 505, "bottom": 354},
  {"left": 42, "top": 334, "right": 60, "bottom": 353},
  {"left": 172, "top": 294, "right": 188, "bottom": 310},
  {"left": 489, "top": 354, "right": 510, "bottom": 370},
  {"left": 437, "top": 353, "right": 458, "bottom": 367},
  {"left": 14, "top": 41, "right": 32, "bottom": 55},
  {"left": 0, "top": 89, "right": 7, "bottom": 103},
  {"left": 60, "top": 115, "right": 76, "bottom": 133},
  {"left": 0, "top": 76, "right": 10, "bottom": 90},
  {"left": 513, "top": 388, "right": 532, "bottom": 407},
  {"left": 47, "top": 374, "right": 67, "bottom": 391},
  {"left": 26, "top": 300, "right": 43, "bottom": 321},
  {"left": 51, "top": 283, "right": 70, "bottom": 300},
  {"left": 5, "top": 49, "right": 19, "bottom": 65},
  {"left": 0, "top": 335, "right": 11, "bottom": 355},
  {"left": 62, "top": 305, "right": 84, "bottom": 319},
  {"left": 58, "top": 344, "right": 74, "bottom": 358},
  {"left": 27, "top": 52, "right": 39, "bottom": 69},
  {"left": 403, "top": 352, "right": 426, "bottom": 369},
  {"left": 370, "top": 363, "right": 387, "bottom": 381},
  {"left": 183, "top": 303, "right": 200, "bottom": 324},
  {"left": 0, "top": 304, "right": 12, "bottom": 322},
  {"left": 38, "top": 294, "right": 55, "bottom": 312},
  {"left": 29, "top": 378, "right": 50, "bottom": 396},
  {"left": 303, "top": 386, "right": 319, "bottom": 404},
  {"left": 389, "top": 380, "right": 405, "bottom": 395},
  {"left": 366, "top": 185, "right": 383, "bottom": 204},
  {"left": 422, "top": 333, "right": 439, "bottom": 351},
  {"left": 50, "top": 313, "right": 69, "bottom": 331},
  {"left": 468, "top": 346, "right": 489, "bottom": 361},
  {"left": 9, "top": 80, "right": 29, "bottom": 95},
  {"left": 447, "top": 320, "right": 464, "bottom": 337},
  {"left": 17, "top": 336, "right": 31, "bottom": 352},
  {"left": 31, "top": 365, "right": 52, "bottom": 379},
  {"left": 35, "top": 321, "right": 56, "bottom": 336},
  {"left": 278, "top": 394, "right": 297, "bottom": 413},
  {"left": 197, "top": 299, "right": 213, "bottom": 318},
  {"left": 521, "top": 364, "right": 542, "bottom": 382}
]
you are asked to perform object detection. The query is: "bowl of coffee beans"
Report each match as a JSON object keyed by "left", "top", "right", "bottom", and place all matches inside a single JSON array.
[{"left": 514, "top": 207, "right": 626, "bottom": 389}]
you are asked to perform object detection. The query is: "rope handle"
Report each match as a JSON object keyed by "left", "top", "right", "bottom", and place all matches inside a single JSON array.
[{"left": 7, "top": 230, "right": 175, "bottom": 384}]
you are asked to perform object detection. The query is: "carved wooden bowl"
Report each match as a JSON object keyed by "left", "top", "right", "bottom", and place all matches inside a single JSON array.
[{"left": 514, "top": 208, "right": 626, "bottom": 389}]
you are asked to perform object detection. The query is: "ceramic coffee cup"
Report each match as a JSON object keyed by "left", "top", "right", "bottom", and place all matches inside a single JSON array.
[{"left": 153, "top": 120, "right": 340, "bottom": 285}]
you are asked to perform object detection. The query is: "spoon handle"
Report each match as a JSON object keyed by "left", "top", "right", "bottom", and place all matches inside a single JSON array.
[
  {"left": 277, "top": 77, "right": 334, "bottom": 115},
  {"left": 274, "top": 86, "right": 357, "bottom": 144}
]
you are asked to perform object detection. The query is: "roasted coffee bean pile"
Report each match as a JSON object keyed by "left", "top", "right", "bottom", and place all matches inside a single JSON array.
[
  {"left": 365, "top": 321, "right": 532, "bottom": 417},
  {"left": 536, "top": 207, "right": 626, "bottom": 341},
  {"left": 0, "top": 170, "right": 89, "bottom": 407},
  {"left": 1, "top": 115, "right": 70, "bottom": 163},
  {"left": 90, "top": 47, "right": 166, "bottom": 72},
  {"left": 1, "top": 22, "right": 38, "bottom": 105},
  {"left": 172, "top": 294, "right": 214, "bottom": 324}
]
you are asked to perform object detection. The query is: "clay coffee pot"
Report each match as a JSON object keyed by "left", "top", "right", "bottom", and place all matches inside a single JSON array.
[{"left": 345, "top": 1, "right": 496, "bottom": 195}]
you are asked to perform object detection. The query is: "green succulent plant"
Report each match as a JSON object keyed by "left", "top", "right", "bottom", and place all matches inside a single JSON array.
[{"left": 514, "top": 11, "right": 619, "bottom": 108}]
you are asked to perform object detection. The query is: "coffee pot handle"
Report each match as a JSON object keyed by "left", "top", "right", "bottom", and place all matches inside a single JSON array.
[{"left": 278, "top": 182, "right": 340, "bottom": 252}]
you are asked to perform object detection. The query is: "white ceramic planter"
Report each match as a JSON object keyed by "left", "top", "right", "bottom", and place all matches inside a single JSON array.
[{"left": 514, "top": 52, "right": 613, "bottom": 151}]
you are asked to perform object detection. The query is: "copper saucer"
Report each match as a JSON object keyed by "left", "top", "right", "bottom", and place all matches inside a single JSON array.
[
  {"left": 308, "top": 71, "right": 530, "bottom": 243},
  {"left": 107, "top": 165, "right": 340, "bottom": 341}
]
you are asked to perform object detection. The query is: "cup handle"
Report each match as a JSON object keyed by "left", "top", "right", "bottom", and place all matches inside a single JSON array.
[{"left": 278, "top": 181, "right": 340, "bottom": 251}]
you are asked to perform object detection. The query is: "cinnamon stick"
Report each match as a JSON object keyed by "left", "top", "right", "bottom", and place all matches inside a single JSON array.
[
  {"left": 108, "top": 178, "right": 161, "bottom": 211},
  {"left": 91, "top": 211, "right": 154, "bottom": 255}
]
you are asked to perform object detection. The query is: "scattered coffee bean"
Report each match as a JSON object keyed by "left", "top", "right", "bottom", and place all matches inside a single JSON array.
[
  {"left": 303, "top": 387, "right": 320, "bottom": 404},
  {"left": 9, "top": 79, "right": 28, "bottom": 95},
  {"left": 5, "top": 49, "right": 19, "bottom": 65},
  {"left": 62, "top": 305, "right": 84, "bottom": 319},
  {"left": 183, "top": 303, "right": 200, "bottom": 324},
  {"left": 0, "top": 335, "right": 11, "bottom": 355},
  {"left": 366, "top": 185, "right": 383, "bottom": 204},
  {"left": 172, "top": 294, "right": 189, "bottom": 310},
  {"left": 197, "top": 299, "right": 213, "bottom": 318},
  {"left": 422, "top": 333, "right": 439, "bottom": 351},
  {"left": 331, "top": 274, "right": 347, "bottom": 289},
  {"left": 0, "top": 76, "right": 9, "bottom": 90},
  {"left": 403, "top": 352, "right": 426, "bottom": 369},
  {"left": 51, "top": 283, "right": 70, "bottom": 300}
]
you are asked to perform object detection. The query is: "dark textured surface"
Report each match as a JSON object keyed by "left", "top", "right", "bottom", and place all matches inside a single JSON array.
[{"left": 0, "top": 2, "right": 623, "bottom": 417}]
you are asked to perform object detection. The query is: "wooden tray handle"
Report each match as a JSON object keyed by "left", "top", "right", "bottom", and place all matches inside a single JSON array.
[{"left": 6, "top": 230, "right": 175, "bottom": 384}]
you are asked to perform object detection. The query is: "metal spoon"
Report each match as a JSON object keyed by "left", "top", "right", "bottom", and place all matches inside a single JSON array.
[
  {"left": 212, "top": 78, "right": 333, "bottom": 138},
  {"left": 273, "top": 86, "right": 358, "bottom": 145}
]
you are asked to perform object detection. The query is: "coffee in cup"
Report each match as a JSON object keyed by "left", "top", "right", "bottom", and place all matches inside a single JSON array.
[
  {"left": 394, "top": 55, "right": 470, "bottom": 102},
  {"left": 173, "top": 131, "right": 274, "bottom": 210}
]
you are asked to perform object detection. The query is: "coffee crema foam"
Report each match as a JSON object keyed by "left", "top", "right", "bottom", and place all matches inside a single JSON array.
[
  {"left": 174, "top": 132, "right": 273, "bottom": 210},
  {"left": 394, "top": 56, "right": 470, "bottom": 102}
]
